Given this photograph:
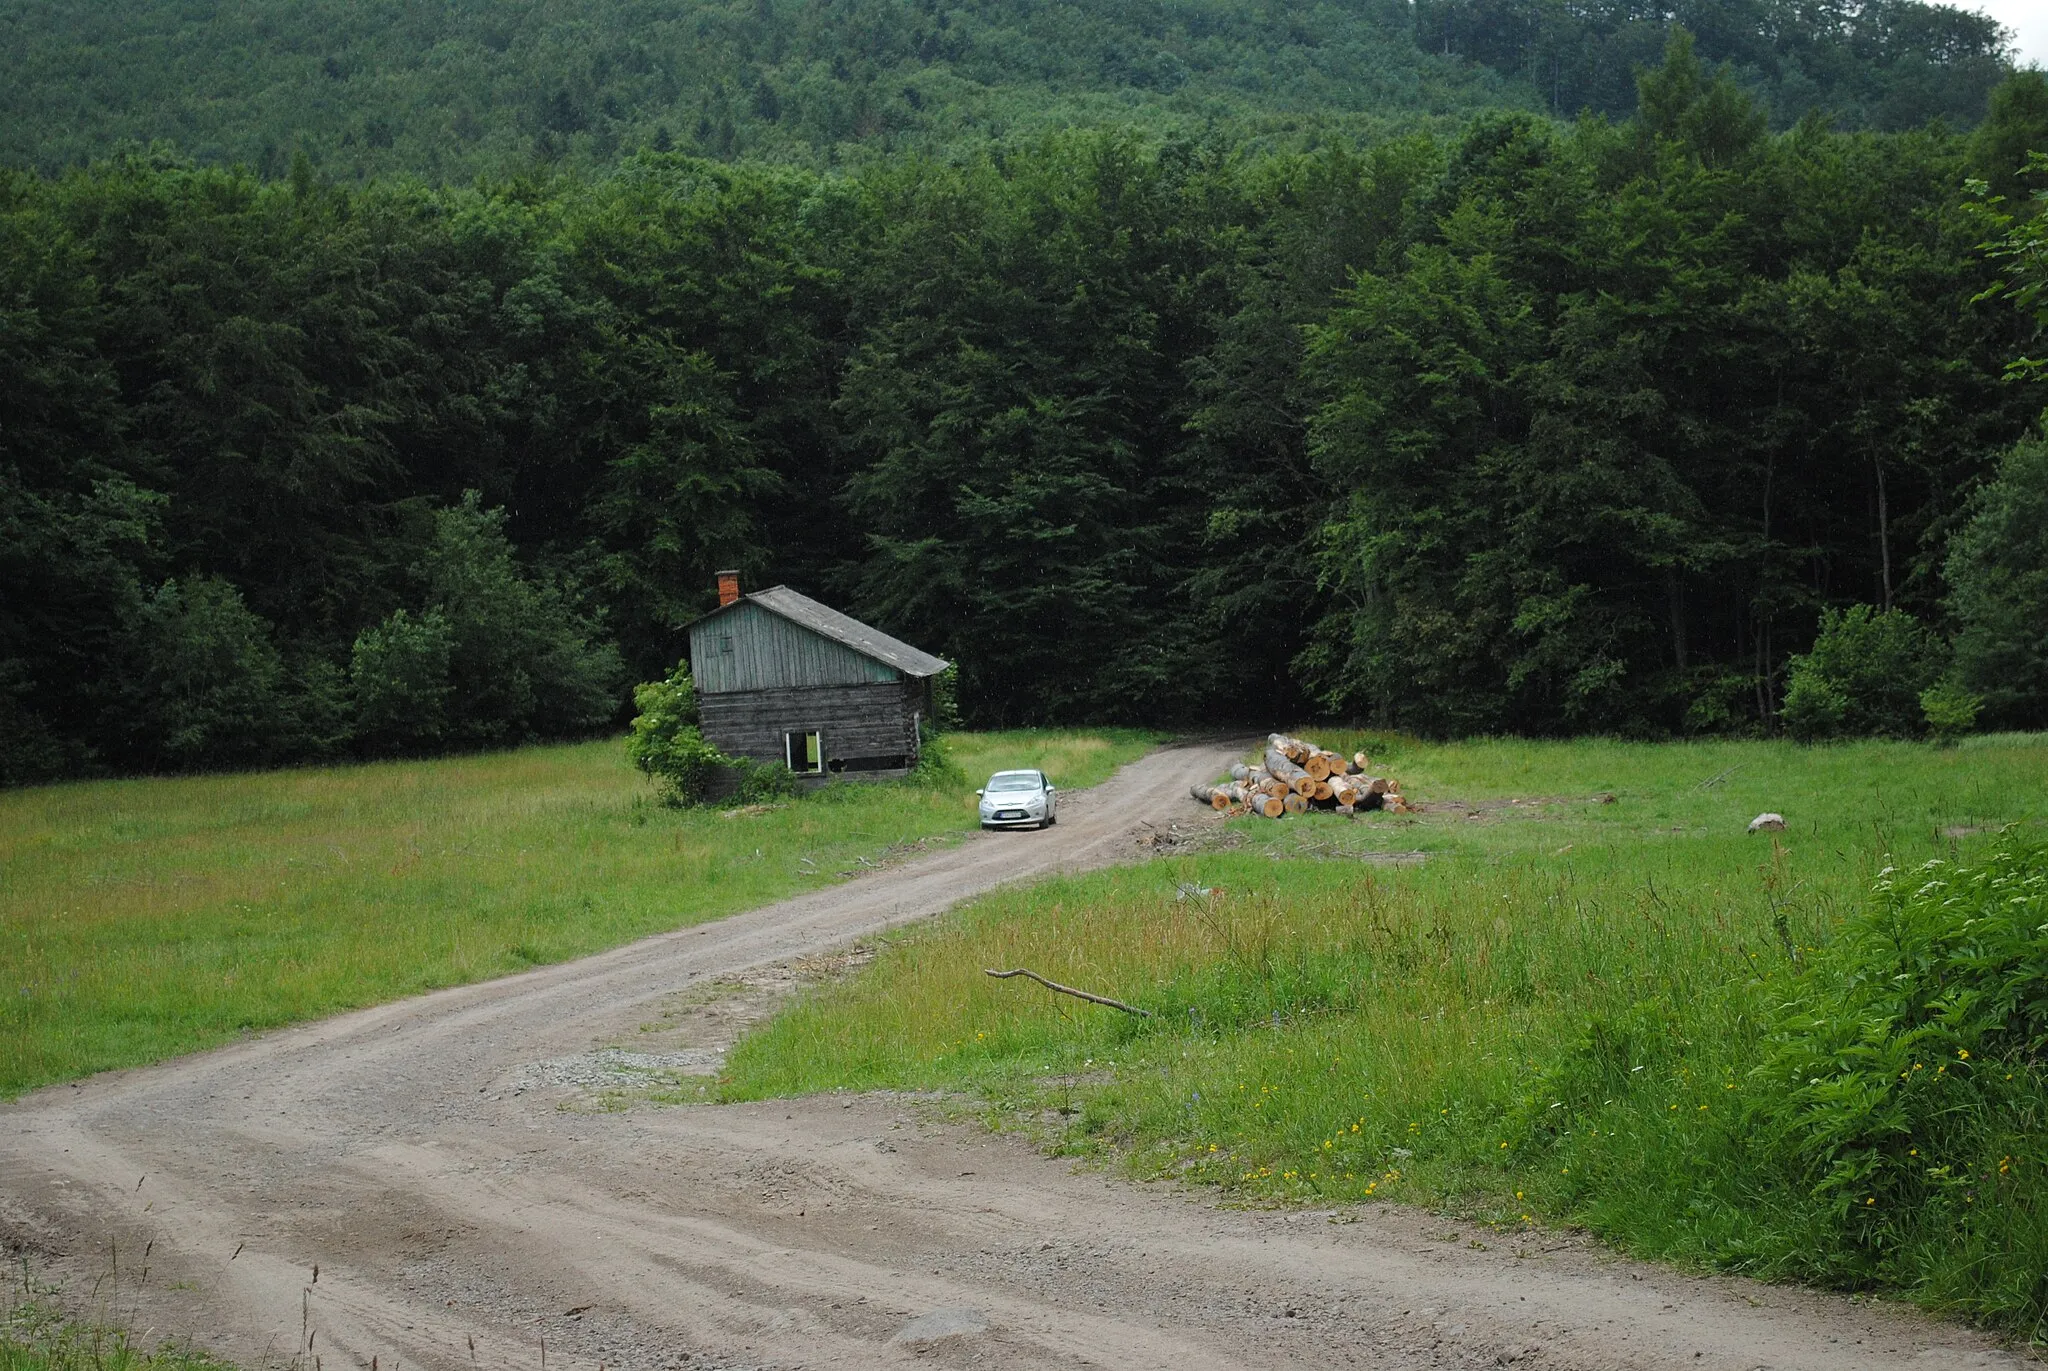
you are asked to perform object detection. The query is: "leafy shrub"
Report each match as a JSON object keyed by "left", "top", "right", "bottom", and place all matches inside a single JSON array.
[
  {"left": 1947, "top": 433, "right": 2048, "bottom": 729},
  {"left": 1504, "top": 1001, "right": 1683, "bottom": 1146},
  {"left": 626, "top": 661, "right": 726, "bottom": 805},
  {"left": 1919, "top": 677, "right": 1983, "bottom": 745},
  {"left": 421, "top": 493, "right": 624, "bottom": 743},
  {"left": 350, "top": 608, "right": 453, "bottom": 751},
  {"left": 1779, "top": 605, "right": 1947, "bottom": 741},
  {"left": 1742, "top": 836, "right": 2048, "bottom": 1309},
  {"left": 347, "top": 494, "right": 626, "bottom": 757},
  {"left": 909, "top": 720, "right": 966, "bottom": 788},
  {"left": 729, "top": 757, "right": 803, "bottom": 803},
  {"left": 127, "top": 576, "right": 290, "bottom": 769},
  {"left": 930, "top": 664, "right": 963, "bottom": 731}
]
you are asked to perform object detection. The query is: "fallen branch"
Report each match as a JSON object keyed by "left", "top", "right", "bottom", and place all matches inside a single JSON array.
[{"left": 982, "top": 968, "right": 1152, "bottom": 1017}]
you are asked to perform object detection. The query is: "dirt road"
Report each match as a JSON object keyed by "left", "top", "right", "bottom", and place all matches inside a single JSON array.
[{"left": 1, "top": 740, "right": 2023, "bottom": 1370}]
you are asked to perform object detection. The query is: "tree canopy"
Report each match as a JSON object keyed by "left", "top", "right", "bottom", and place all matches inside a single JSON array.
[
  {"left": 0, "top": 0, "right": 2020, "bottom": 181},
  {"left": 2, "top": 44, "right": 2045, "bottom": 781}
]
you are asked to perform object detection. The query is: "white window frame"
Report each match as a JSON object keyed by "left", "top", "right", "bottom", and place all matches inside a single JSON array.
[{"left": 785, "top": 729, "right": 823, "bottom": 774}]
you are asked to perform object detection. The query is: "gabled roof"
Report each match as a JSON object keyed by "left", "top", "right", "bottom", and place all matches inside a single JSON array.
[{"left": 693, "top": 585, "right": 950, "bottom": 678}]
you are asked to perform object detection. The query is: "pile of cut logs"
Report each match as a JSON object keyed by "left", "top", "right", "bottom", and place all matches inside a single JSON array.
[{"left": 1189, "top": 733, "right": 1408, "bottom": 819}]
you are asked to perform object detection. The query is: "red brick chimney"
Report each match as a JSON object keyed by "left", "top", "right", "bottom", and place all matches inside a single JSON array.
[{"left": 716, "top": 570, "right": 741, "bottom": 607}]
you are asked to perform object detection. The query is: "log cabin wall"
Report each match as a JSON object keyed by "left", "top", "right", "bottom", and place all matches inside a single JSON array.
[{"left": 697, "top": 679, "right": 924, "bottom": 778}]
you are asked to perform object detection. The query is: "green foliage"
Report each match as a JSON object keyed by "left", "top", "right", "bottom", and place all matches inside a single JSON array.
[
  {"left": 1970, "top": 71, "right": 2048, "bottom": 202},
  {"left": 728, "top": 757, "right": 804, "bottom": 804},
  {"left": 422, "top": 493, "right": 625, "bottom": 745},
  {"left": 0, "top": 0, "right": 1517, "bottom": 180},
  {"left": 1415, "top": 3, "right": 2010, "bottom": 132},
  {"left": 930, "top": 664, "right": 964, "bottom": 732},
  {"left": 2, "top": 1298, "right": 226, "bottom": 1371},
  {"left": 1920, "top": 677, "right": 1984, "bottom": 744},
  {"left": 627, "top": 662, "right": 727, "bottom": 805},
  {"left": 127, "top": 577, "right": 292, "bottom": 770},
  {"left": 351, "top": 609, "right": 454, "bottom": 750},
  {"left": 1976, "top": 151, "right": 2048, "bottom": 382},
  {"left": 1305, "top": 52, "right": 2038, "bottom": 737},
  {"left": 2, "top": 40, "right": 2044, "bottom": 781},
  {"left": 1634, "top": 30, "right": 1767, "bottom": 169},
  {"left": 1743, "top": 839, "right": 2048, "bottom": 1303},
  {"left": 1780, "top": 606, "right": 1948, "bottom": 741},
  {"left": 910, "top": 723, "right": 967, "bottom": 789},
  {"left": 1947, "top": 433, "right": 2048, "bottom": 728},
  {"left": 0, "top": 0, "right": 2009, "bottom": 183}
]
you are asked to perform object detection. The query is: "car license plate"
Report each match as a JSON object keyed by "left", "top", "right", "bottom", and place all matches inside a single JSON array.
[{"left": 998, "top": 810, "right": 1025, "bottom": 820}]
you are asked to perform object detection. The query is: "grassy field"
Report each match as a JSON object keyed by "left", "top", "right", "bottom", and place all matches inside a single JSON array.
[
  {"left": 0, "top": 727, "right": 1162, "bottom": 1098},
  {"left": 0, "top": 1300, "right": 220, "bottom": 1371},
  {"left": 723, "top": 731, "right": 2048, "bottom": 1329}
]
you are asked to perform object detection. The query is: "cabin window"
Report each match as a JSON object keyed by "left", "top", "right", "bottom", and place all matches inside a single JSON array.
[
  {"left": 785, "top": 730, "right": 823, "bottom": 774},
  {"left": 719, "top": 634, "right": 734, "bottom": 655}
]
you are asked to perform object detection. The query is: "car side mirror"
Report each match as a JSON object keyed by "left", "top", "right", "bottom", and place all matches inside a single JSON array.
[
  {"left": 974, "top": 789, "right": 984, "bottom": 797},
  {"left": 1046, "top": 785, "right": 1056, "bottom": 792}
]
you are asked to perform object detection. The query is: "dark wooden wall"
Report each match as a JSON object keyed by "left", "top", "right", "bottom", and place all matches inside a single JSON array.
[{"left": 699, "top": 679, "right": 927, "bottom": 775}]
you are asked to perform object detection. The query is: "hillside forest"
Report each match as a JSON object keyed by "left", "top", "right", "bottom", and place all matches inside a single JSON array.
[
  {"left": 0, "top": 0, "right": 2018, "bottom": 180},
  {"left": 5, "top": 38, "right": 2048, "bottom": 783}
]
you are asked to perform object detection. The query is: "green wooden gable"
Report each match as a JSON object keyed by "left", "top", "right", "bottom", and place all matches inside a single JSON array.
[{"left": 687, "top": 586, "right": 948, "bottom": 694}]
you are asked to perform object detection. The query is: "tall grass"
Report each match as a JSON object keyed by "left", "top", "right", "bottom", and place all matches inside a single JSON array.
[
  {"left": 723, "top": 732, "right": 2048, "bottom": 1329},
  {"left": 0, "top": 728, "right": 1162, "bottom": 1097},
  {"left": 0, "top": 1304, "right": 222, "bottom": 1371},
  {"left": 1, "top": 1258, "right": 228, "bottom": 1371}
]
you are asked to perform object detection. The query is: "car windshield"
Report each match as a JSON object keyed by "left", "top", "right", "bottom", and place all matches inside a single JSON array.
[{"left": 986, "top": 773, "right": 1040, "bottom": 792}]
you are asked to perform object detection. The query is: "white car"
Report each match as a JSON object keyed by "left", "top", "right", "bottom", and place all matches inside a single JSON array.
[{"left": 977, "top": 769, "right": 1058, "bottom": 830}]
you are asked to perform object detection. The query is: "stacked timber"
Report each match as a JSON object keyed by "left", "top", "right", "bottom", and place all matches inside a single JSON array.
[{"left": 1188, "top": 733, "right": 1409, "bottom": 820}]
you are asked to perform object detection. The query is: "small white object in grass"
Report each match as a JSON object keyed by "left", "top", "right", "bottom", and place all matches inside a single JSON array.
[{"left": 1748, "top": 812, "right": 1786, "bottom": 833}]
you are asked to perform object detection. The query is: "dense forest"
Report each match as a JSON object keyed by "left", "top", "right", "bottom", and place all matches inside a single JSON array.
[
  {"left": 5, "top": 36, "right": 2048, "bottom": 781},
  {"left": 0, "top": 0, "right": 2018, "bottom": 180}
]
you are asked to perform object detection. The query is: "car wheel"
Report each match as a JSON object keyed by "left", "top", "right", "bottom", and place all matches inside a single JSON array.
[{"left": 1047, "top": 811, "right": 1058, "bottom": 826}]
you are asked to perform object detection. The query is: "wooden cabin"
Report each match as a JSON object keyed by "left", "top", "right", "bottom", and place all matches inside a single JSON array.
[{"left": 687, "top": 572, "right": 949, "bottom": 783}]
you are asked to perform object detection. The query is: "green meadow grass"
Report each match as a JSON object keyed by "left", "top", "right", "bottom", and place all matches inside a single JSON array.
[
  {"left": 723, "top": 732, "right": 2048, "bottom": 1327},
  {"left": 0, "top": 1299, "right": 223, "bottom": 1371},
  {"left": 0, "top": 728, "right": 1162, "bottom": 1097}
]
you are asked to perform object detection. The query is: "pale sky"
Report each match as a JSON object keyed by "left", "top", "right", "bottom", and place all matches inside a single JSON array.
[{"left": 1973, "top": 0, "right": 2047, "bottom": 68}]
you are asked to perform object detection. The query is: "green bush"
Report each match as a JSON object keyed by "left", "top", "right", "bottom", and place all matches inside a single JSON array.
[
  {"left": 1919, "top": 677, "right": 1984, "bottom": 745},
  {"left": 910, "top": 724, "right": 966, "bottom": 788},
  {"left": 422, "top": 493, "right": 624, "bottom": 744},
  {"left": 729, "top": 757, "right": 803, "bottom": 804},
  {"left": 1779, "top": 605, "right": 1947, "bottom": 741},
  {"left": 350, "top": 608, "right": 454, "bottom": 751},
  {"left": 1743, "top": 836, "right": 2048, "bottom": 1309},
  {"left": 127, "top": 576, "right": 290, "bottom": 769},
  {"left": 626, "top": 661, "right": 727, "bottom": 805},
  {"left": 1947, "top": 433, "right": 2048, "bottom": 729},
  {"left": 930, "top": 664, "right": 964, "bottom": 731}
]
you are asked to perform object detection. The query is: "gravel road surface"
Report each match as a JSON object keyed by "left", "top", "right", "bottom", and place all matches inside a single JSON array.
[{"left": 0, "top": 739, "right": 2024, "bottom": 1370}]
